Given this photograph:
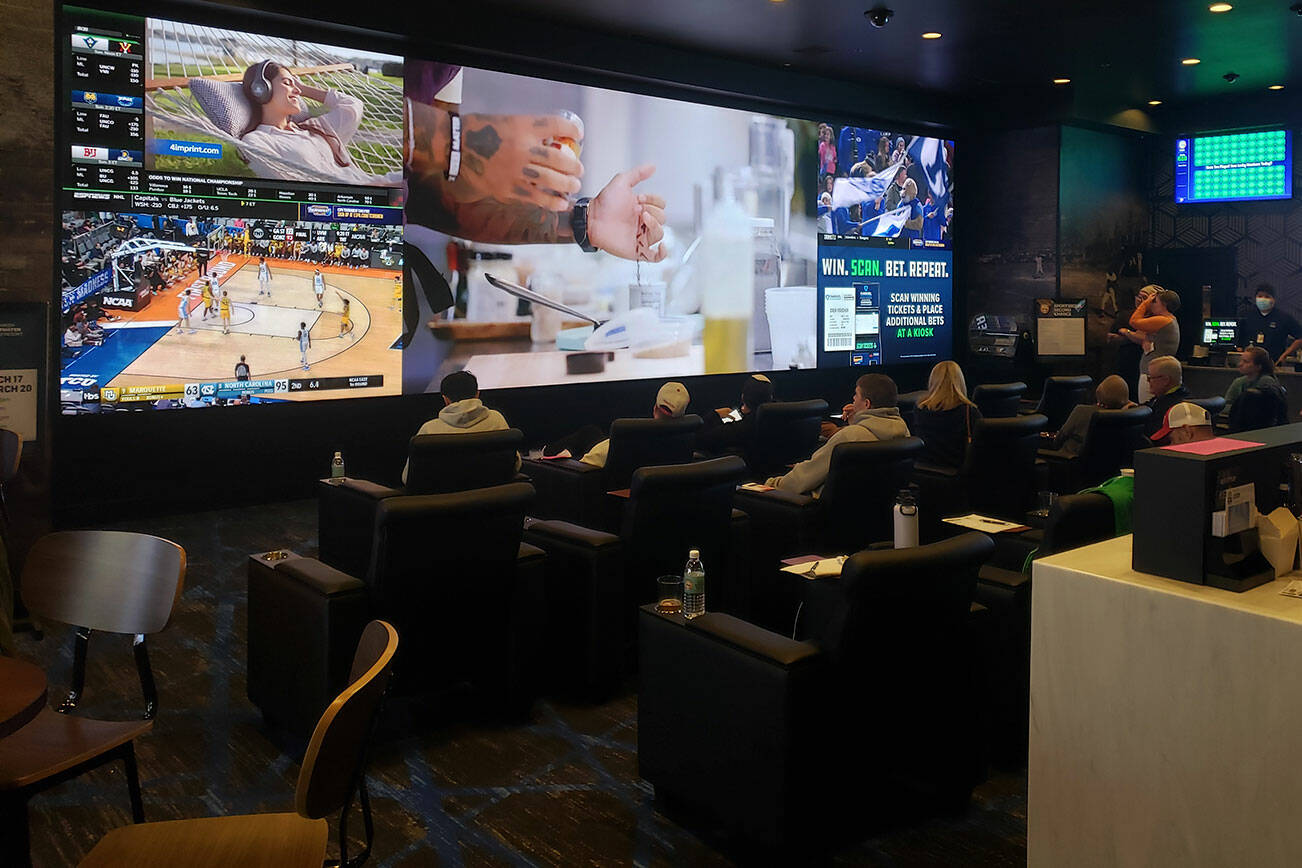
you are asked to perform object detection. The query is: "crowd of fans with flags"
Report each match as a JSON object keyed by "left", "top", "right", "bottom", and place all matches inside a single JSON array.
[{"left": 815, "top": 123, "right": 953, "bottom": 244}]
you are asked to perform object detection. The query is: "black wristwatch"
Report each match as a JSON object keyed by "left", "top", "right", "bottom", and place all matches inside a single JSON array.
[{"left": 571, "top": 197, "right": 597, "bottom": 252}]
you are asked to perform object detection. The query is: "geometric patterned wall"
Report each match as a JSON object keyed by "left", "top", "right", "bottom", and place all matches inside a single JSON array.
[{"left": 1151, "top": 152, "right": 1302, "bottom": 306}]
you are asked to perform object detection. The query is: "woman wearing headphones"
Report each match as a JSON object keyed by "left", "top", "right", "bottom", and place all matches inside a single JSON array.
[{"left": 238, "top": 60, "right": 401, "bottom": 185}]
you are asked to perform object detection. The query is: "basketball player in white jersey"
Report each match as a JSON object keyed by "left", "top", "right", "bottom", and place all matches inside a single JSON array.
[
  {"left": 297, "top": 321, "right": 312, "bottom": 370},
  {"left": 257, "top": 256, "right": 272, "bottom": 298},
  {"left": 313, "top": 268, "right": 325, "bottom": 309}
]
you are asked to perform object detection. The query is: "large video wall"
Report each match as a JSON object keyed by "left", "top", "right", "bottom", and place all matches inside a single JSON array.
[{"left": 58, "top": 4, "right": 954, "bottom": 413}]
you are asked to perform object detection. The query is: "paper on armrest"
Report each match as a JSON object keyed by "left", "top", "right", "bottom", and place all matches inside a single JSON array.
[{"left": 780, "top": 555, "right": 847, "bottom": 578}]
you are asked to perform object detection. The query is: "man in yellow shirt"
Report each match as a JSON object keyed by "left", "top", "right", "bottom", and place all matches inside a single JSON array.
[
  {"left": 200, "top": 277, "right": 215, "bottom": 320},
  {"left": 219, "top": 290, "right": 232, "bottom": 335}
]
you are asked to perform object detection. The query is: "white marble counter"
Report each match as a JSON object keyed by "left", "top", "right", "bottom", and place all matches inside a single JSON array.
[{"left": 1029, "top": 534, "right": 1302, "bottom": 867}]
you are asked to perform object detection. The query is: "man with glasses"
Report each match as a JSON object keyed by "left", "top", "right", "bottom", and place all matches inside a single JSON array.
[{"left": 1142, "top": 355, "right": 1190, "bottom": 440}]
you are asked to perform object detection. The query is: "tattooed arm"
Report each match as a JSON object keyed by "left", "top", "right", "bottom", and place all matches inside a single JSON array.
[
  {"left": 407, "top": 100, "right": 668, "bottom": 257},
  {"left": 407, "top": 100, "right": 583, "bottom": 243}
]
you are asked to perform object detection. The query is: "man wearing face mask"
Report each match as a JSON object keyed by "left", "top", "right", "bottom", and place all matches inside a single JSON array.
[{"left": 1237, "top": 284, "right": 1302, "bottom": 365}]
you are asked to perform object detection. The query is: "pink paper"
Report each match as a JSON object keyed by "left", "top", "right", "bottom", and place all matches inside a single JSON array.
[
  {"left": 1162, "top": 437, "right": 1263, "bottom": 455},
  {"left": 538, "top": 450, "right": 572, "bottom": 460}
]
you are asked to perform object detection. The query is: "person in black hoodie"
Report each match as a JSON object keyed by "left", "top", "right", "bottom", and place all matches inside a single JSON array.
[
  {"left": 913, "top": 360, "right": 981, "bottom": 469},
  {"left": 697, "top": 374, "right": 775, "bottom": 457}
]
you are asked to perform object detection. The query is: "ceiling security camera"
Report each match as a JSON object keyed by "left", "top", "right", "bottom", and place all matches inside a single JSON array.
[
  {"left": 1223, "top": 72, "right": 1240, "bottom": 83},
  {"left": 865, "top": 6, "right": 895, "bottom": 28}
]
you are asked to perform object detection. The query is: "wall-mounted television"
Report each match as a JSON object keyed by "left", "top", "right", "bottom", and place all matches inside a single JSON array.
[
  {"left": 58, "top": 3, "right": 956, "bottom": 414},
  {"left": 1174, "top": 129, "right": 1292, "bottom": 204}
]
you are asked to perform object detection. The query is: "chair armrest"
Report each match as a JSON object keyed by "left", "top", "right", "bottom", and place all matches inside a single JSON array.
[
  {"left": 913, "top": 461, "right": 960, "bottom": 478},
  {"left": 247, "top": 555, "right": 369, "bottom": 738},
  {"left": 316, "top": 478, "right": 403, "bottom": 577},
  {"left": 522, "top": 457, "right": 610, "bottom": 526},
  {"left": 524, "top": 518, "right": 620, "bottom": 549},
  {"left": 686, "top": 611, "right": 822, "bottom": 667},
  {"left": 524, "top": 520, "right": 625, "bottom": 694},
  {"left": 276, "top": 557, "right": 368, "bottom": 596},
  {"left": 1036, "top": 448, "right": 1075, "bottom": 462},
  {"left": 637, "top": 605, "right": 828, "bottom": 849},
  {"left": 734, "top": 486, "right": 815, "bottom": 510},
  {"left": 978, "top": 563, "right": 1030, "bottom": 592},
  {"left": 319, "top": 477, "right": 405, "bottom": 500}
]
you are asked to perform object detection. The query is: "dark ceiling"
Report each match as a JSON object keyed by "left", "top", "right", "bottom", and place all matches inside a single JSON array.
[
  {"left": 465, "top": 0, "right": 1302, "bottom": 123},
  {"left": 219, "top": 0, "right": 1302, "bottom": 130}
]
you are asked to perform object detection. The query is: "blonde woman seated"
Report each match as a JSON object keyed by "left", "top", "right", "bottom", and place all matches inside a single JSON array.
[{"left": 913, "top": 361, "right": 982, "bottom": 469}]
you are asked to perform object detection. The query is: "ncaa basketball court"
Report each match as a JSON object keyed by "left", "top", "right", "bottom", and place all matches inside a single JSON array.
[{"left": 67, "top": 253, "right": 402, "bottom": 402}]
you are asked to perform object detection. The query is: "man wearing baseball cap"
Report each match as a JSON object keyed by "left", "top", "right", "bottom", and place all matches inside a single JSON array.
[
  {"left": 1153, "top": 401, "right": 1215, "bottom": 446},
  {"left": 576, "top": 381, "right": 690, "bottom": 468}
]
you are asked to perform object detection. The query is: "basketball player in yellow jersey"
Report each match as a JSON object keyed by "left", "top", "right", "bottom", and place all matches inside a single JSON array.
[
  {"left": 336, "top": 291, "right": 354, "bottom": 340},
  {"left": 219, "top": 290, "right": 232, "bottom": 334},
  {"left": 391, "top": 274, "right": 402, "bottom": 310},
  {"left": 200, "top": 277, "right": 215, "bottom": 320}
]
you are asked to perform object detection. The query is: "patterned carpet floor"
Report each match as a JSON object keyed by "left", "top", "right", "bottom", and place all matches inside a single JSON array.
[{"left": 13, "top": 499, "right": 1027, "bottom": 866}]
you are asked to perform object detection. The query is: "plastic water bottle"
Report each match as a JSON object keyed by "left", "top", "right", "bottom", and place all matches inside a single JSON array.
[
  {"left": 331, "top": 450, "right": 345, "bottom": 479},
  {"left": 683, "top": 549, "right": 705, "bottom": 619},
  {"left": 893, "top": 488, "right": 919, "bottom": 548}
]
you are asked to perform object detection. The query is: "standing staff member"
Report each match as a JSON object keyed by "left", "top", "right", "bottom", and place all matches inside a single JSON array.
[
  {"left": 1128, "top": 285, "right": 1181, "bottom": 403},
  {"left": 1242, "top": 284, "right": 1302, "bottom": 365}
]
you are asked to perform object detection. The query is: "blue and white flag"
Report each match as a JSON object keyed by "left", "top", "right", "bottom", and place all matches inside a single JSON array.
[
  {"left": 907, "top": 137, "right": 950, "bottom": 210},
  {"left": 860, "top": 205, "right": 911, "bottom": 238},
  {"left": 831, "top": 162, "right": 904, "bottom": 210}
]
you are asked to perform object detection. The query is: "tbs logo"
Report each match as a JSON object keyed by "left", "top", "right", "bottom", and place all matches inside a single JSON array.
[{"left": 306, "top": 204, "right": 332, "bottom": 217}]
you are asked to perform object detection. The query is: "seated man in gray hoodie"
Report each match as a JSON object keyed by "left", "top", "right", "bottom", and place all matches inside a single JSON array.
[
  {"left": 765, "top": 373, "right": 910, "bottom": 495},
  {"left": 402, "top": 370, "right": 519, "bottom": 483}
]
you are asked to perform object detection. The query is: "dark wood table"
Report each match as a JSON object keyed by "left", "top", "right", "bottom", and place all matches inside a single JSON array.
[{"left": 0, "top": 656, "right": 47, "bottom": 738}]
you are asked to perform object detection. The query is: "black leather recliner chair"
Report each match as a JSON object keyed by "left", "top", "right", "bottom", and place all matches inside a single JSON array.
[
  {"left": 317, "top": 429, "right": 525, "bottom": 579},
  {"left": 972, "top": 381, "right": 1027, "bottom": 418},
  {"left": 1228, "top": 385, "right": 1288, "bottom": 433},
  {"left": 743, "top": 399, "right": 828, "bottom": 479},
  {"left": 523, "top": 415, "right": 703, "bottom": 530},
  {"left": 732, "top": 437, "right": 923, "bottom": 630},
  {"left": 1025, "top": 375, "right": 1093, "bottom": 431},
  {"left": 913, "top": 414, "right": 1048, "bottom": 538},
  {"left": 522, "top": 456, "right": 748, "bottom": 693},
  {"left": 638, "top": 532, "right": 996, "bottom": 856},
  {"left": 1038, "top": 406, "right": 1150, "bottom": 493},
  {"left": 249, "top": 482, "right": 545, "bottom": 736},
  {"left": 974, "top": 491, "right": 1116, "bottom": 762}
]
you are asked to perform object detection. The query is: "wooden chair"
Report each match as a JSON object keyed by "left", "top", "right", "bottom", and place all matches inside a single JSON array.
[
  {"left": 1, "top": 531, "right": 186, "bottom": 868},
  {"left": 80, "top": 620, "right": 399, "bottom": 868}
]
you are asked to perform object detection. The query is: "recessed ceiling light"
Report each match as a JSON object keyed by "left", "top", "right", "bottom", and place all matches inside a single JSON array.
[
  {"left": 921, "top": 31, "right": 942, "bottom": 39},
  {"left": 1052, "top": 78, "right": 1071, "bottom": 85},
  {"left": 1269, "top": 84, "right": 1285, "bottom": 90},
  {"left": 1182, "top": 58, "right": 1201, "bottom": 65},
  {"left": 1209, "top": 2, "right": 1232, "bottom": 11},
  {"left": 1148, "top": 99, "right": 1163, "bottom": 106}
]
